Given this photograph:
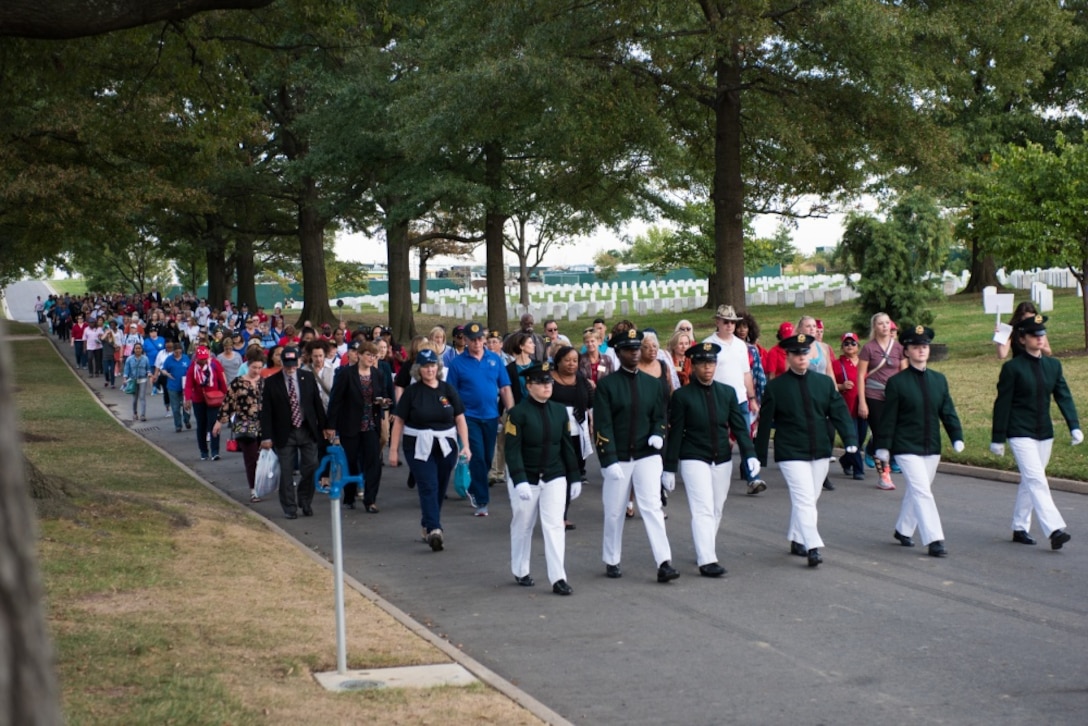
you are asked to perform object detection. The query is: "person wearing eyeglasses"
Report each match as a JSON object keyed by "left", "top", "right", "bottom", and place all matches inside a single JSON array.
[
  {"left": 542, "top": 319, "right": 571, "bottom": 347},
  {"left": 834, "top": 332, "right": 865, "bottom": 480}
]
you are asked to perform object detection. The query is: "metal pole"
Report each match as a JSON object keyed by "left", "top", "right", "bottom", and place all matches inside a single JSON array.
[{"left": 330, "top": 496, "right": 347, "bottom": 675}]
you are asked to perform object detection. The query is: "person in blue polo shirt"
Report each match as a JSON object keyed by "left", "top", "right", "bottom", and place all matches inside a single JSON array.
[
  {"left": 159, "top": 344, "right": 192, "bottom": 432},
  {"left": 446, "top": 321, "right": 515, "bottom": 517}
]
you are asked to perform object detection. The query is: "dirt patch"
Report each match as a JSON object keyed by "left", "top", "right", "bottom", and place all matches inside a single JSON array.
[{"left": 22, "top": 432, "right": 58, "bottom": 443}]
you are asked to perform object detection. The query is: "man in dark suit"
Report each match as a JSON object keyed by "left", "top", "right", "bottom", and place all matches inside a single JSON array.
[{"left": 260, "top": 346, "right": 328, "bottom": 519}]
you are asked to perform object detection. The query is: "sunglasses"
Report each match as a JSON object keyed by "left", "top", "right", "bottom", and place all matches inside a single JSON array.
[
  {"left": 842, "top": 340, "right": 858, "bottom": 346},
  {"left": 679, "top": 326, "right": 692, "bottom": 331}
]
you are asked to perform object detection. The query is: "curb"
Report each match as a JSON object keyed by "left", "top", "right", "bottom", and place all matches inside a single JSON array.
[{"left": 24, "top": 324, "right": 573, "bottom": 726}]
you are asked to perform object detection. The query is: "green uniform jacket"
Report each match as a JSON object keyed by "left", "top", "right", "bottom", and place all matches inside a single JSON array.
[
  {"left": 876, "top": 365, "right": 963, "bottom": 456},
  {"left": 664, "top": 380, "right": 754, "bottom": 472},
  {"left": 992, "top": 353, "right": 1080, "bottom": 443},
  {"left": 594, "top": 368, "right": 668, "bottom": 467},
  {"left": 505, "top": 397, "right": 581, "bottom": 485},
  {"left": 754, "top": 369, "right": 856, "bottom": 465}
]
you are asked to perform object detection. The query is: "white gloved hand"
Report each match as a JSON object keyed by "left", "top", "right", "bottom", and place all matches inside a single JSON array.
[
  {"left": 660, "top": 471, "right": 676, "bottom": 492},
  {"left": 603, "top": 462, "right": 624, "bottom": 481},
  {"left": 875, "top": 448, "right": 890, "bottom": 464},
  {"left": 569, "top": 480, "right": 582, "bottom": 500},
  {"left": 990, "top": 442, "right": 1005, "bottom": 457},
  {"left": 648, "top": 435, "right": 664, "bottom": 450},
  {"left": 953, "top": 440, "right": 965, "bottom": 453},
  {"left": 515, "top": 482, "right": 532, "bottom": 501},
  {"left": 845, "top": 445, "right": 858, "bottom": 454},
  {"left": 746, "top": 458, "right": 761, "bottom": 478},
  {"left": 1072, "top": 429, "right": 1084, "bottom": 446}
]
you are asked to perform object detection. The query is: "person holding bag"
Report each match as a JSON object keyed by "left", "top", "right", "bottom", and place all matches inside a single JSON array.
[
  {"left": 214, "top": 347, "right": 266, "bottom": 502},
  {"left": 856, "top": 312, "right": 906, "bottom": 490},
  {"left": 122, "top": 342, "right": 152, "bottom": 421},
  {"left": 184, "top": 345, "right": 229, "bottom": 461}
]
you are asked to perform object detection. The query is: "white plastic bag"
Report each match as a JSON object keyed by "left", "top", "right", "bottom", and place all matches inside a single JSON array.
[{"left": 254, "top": 449, "right": 280, "bottom": 499}]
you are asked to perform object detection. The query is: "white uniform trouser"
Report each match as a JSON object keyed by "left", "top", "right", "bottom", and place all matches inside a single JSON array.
[
  {"left": 679, "top": 459, "right": 731, "bottom": 566},
  {"left": 894, "top": 454, "right": 944, "bottom": 545},
  {"left": 602, "top": 457, "right": 671, "bottom": 566},
  {"left": 508, "top": 475, "right": 567, "bottom": 585},
  {"left": 781, "top": 459, "right": 830, "bottom": 550},
  {"left": 1008, "top": 437, "right": 1066, "bottom": 536}
]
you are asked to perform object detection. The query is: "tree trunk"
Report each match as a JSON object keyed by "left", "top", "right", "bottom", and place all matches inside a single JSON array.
[
  {"left": 417, "top": 251, "right": 428, "bottom": 311},
  {"left": 387, "top": 217, "right": 415, "bottom": 339},
  {"left": 963, "top": 249, "right": 1000, "bottom": 293},
  {"left": 234, "top": 236, "right": 257, "bottom": 310},
  {"left": 1078, "top": 261, "right": 1088, "bottom": 351},
  {"left": 711, "top": 48, "right": 746, "bottom": 310},
  {"left": 518, "top": 252, "right": 529, "bottom": 307},
  {"left": 0, "top": 332, "right": 62, "bottom": 724},
  {"left": 296, "top": 177, "right": 335, "bottom": 327},
  {"left": 484, "top": 143, "right": 508, "bottom": 333},
  {"left": 204, "top": 231, "right": 228, "bottom": 308}
]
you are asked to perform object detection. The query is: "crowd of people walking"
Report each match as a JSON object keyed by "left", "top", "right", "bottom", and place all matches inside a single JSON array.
[{"left": 41, "top": 290, "right": 1082, "bottom": 596}]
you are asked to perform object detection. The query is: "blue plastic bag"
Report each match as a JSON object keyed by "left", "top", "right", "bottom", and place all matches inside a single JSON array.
[{"left": 453, "top": 455, "right": 470, "bottom": 499}]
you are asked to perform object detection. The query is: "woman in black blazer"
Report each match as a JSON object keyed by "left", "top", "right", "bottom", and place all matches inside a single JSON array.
[{"left": 325, "top": 340, "right": 392, "bottom": 511}]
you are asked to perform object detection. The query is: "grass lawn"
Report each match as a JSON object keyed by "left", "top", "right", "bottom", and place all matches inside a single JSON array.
[
  {"left": 350, "top": 288, "right": 1088, "bottom": 481},
  {"left": 48, "top": 279, "right": 89, "bottom": 296},
  {"left": 15, "top": 336, "right": 540, "bottom": 725}
]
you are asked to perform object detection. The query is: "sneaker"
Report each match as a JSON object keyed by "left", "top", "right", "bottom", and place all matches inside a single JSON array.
[
  {"left": 211, "top": 454, "right": 220, "bottom": 461},
  {"left": 890, "top": 462, "right": 902, "bottom": 474},
  {"left": 746, "top": 479, "right": 767, "bottom": 496},
  {"left": 473, "top": 507, "right": 489, "bottom": 517},
  {"left": 865, "top": 453, "right": 875, "bottom": 469},
  {"left": 466, "top": 491, "right": 478, "bottom": 508},
  {"left": 250, "top": 492, "right": 261, "bottom": 503},
  {"left": 427, "top": 529, "right": 444, "bottom": 551},
  {"left": 200, "top": 455, "right": 209, "bottom": 461},
  {"left": 175, "top": 427, "right": 182, "bottom": 433},
  {"left": 877, "top": 468, "right": 895, "bottom": 490}
]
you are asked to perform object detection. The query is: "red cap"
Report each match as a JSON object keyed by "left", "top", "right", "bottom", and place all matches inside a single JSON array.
[
  {"left": 889, "top": 321, "right": 898, "bottom": 331},
  {"left": 841, "top": 332, "right": 858, "bottom": 343},
  {"left": 195, "top": 345, "right": 211, "bottom": 360},
  {"left": 777, "top": 322, "right": 795, "bottom": 339}
]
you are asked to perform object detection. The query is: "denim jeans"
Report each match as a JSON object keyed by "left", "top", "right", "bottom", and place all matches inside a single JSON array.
[
  {"left": 465, "top": 416, "right": 498, "bottom": 508},
  {"left": 170, "top": 392, "right": 191, "bottom": 431},
  {"left": 405, "top": 437, "right": 457, "bottom": 533}
]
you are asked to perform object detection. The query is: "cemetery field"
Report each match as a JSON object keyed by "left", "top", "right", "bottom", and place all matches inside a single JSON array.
[{"left": 394, "top": 288, "right": 1088, "bottom": 481}]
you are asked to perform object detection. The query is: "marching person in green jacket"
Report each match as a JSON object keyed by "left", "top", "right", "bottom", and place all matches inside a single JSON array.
[
  {"left": 595, "top": 328, "right": 677, "bottom": 583},
  {"left": 663, "top": 342, "right": 760, "bottom": 577},
  {"left": 504, "top": 363, "right": 583, "bottom": 595},
  {"left": 755, "top": 334, "right": 857, "bottom": 568},
  {"left": 875, "top": 326, "right": 965, "bottom": 558},
  {"left": 991, "top": 314, "right": 1083, "bottom": 550}
]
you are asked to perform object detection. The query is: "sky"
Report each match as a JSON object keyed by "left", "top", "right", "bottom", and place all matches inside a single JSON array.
[{"left": 334, "top": 211, "right": 852, "bottom": 270}]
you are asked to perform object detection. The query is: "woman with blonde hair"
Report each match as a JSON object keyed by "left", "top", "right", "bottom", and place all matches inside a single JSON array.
[
  {"left": 857, "top": 312, "right": 907, "bottom": 490},
  {"left": 667, "top": 330, "right": 693, "bottom": 387}
]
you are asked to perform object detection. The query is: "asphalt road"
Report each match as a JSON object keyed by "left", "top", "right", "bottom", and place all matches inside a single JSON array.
[{"left": 9, "top": 281, "right": 1087, "bottom": 725}]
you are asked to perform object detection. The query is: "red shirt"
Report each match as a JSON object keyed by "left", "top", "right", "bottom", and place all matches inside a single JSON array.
[
  {"left": 762, "top": 345, "right": 787, "bottom": 379},
  {"left": 834, "top": 355, "right": 860, "bottom": 417}
]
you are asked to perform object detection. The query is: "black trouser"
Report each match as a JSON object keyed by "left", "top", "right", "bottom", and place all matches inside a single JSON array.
[
  {"left": 342, "top": 428, "right": 383, "bottom": 507},
  {"left": 863, "top": 397, "right": 886, "bottom": 457}
]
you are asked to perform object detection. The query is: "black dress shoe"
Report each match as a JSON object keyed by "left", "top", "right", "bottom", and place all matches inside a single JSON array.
[
  {"left": 1012, "top": 530, "right": 1036, "bottom": 545},
  {"left": 514, "top": 574, "right": 535, "bottom": 587},
  {"left": 657, "top": 560, "right": 680, "bottom": 583},
  {"left": 302, "top": 507, "right": 314, "bottom": 517},
  {"left": 822, "top": 479, "right": 835, "bottom": 491},
  {"left": 284, "top": 512, "right": 298, "bottom": 520},
  {"left": 928, "top": 540, "right": 948, "bottom": 557},
  {"left": 807, "top": 549, "right": 822, "bottom": 567},
  {"left": 605, "top": 564, "right": 622, "bottom": 579},
  {"left": 790, "top": 541, "right": 807, "bottom": 557},
  {"left": 894, "top": 530, "right": 915, "bottom": 547},
  {"left": 1050, "top": 529, "right": 1071, "bottom": 550},
  {"left": 552, "top": 579, "right": 573, "bottom": 596},
  {"left": 699, "top": 562, "right": 726, "bottom": 577}
]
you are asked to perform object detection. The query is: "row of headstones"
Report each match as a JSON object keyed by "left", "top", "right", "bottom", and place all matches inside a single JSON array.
[{"left": 1000, "top": 268, "right": 1080, "bottom": 290}]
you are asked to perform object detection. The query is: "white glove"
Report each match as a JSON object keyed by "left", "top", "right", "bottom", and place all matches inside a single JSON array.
[
  {"left": 1072, "top": 429, "right": 1084, "bottom": 446},
  {"left": 875, "top": 448, "right": 890, "bottom": 464},
  {"left": 845, "top": 445, "right": 858, "bottom": 454},
  {"left": 603, "top": 462, "right": 623, "bottom": 481},
  {"left": 746, "top": 458, "right": 761, "bottom": 478},
  {"left": 648, "top": 435, "right": 664, "bottom": 450},
  {"left": 661, "top": 472, "right": 676, "bottom": 492},
  {"left": 990, "top": 442, "right": 1005, "bottom": 457},
  {"left": 515, "top": 482, "right": 532, "bottom": 501},
  {"left": 569, "top": 480, "right": 582, "bottom": 501},
  {"left": 953, "top": 440, "right": 965, "bottom": 453}
]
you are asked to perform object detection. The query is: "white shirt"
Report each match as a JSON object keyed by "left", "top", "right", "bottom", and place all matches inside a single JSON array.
[{"left": 703, "top": 332, "right": 750, "bottom": 404}]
